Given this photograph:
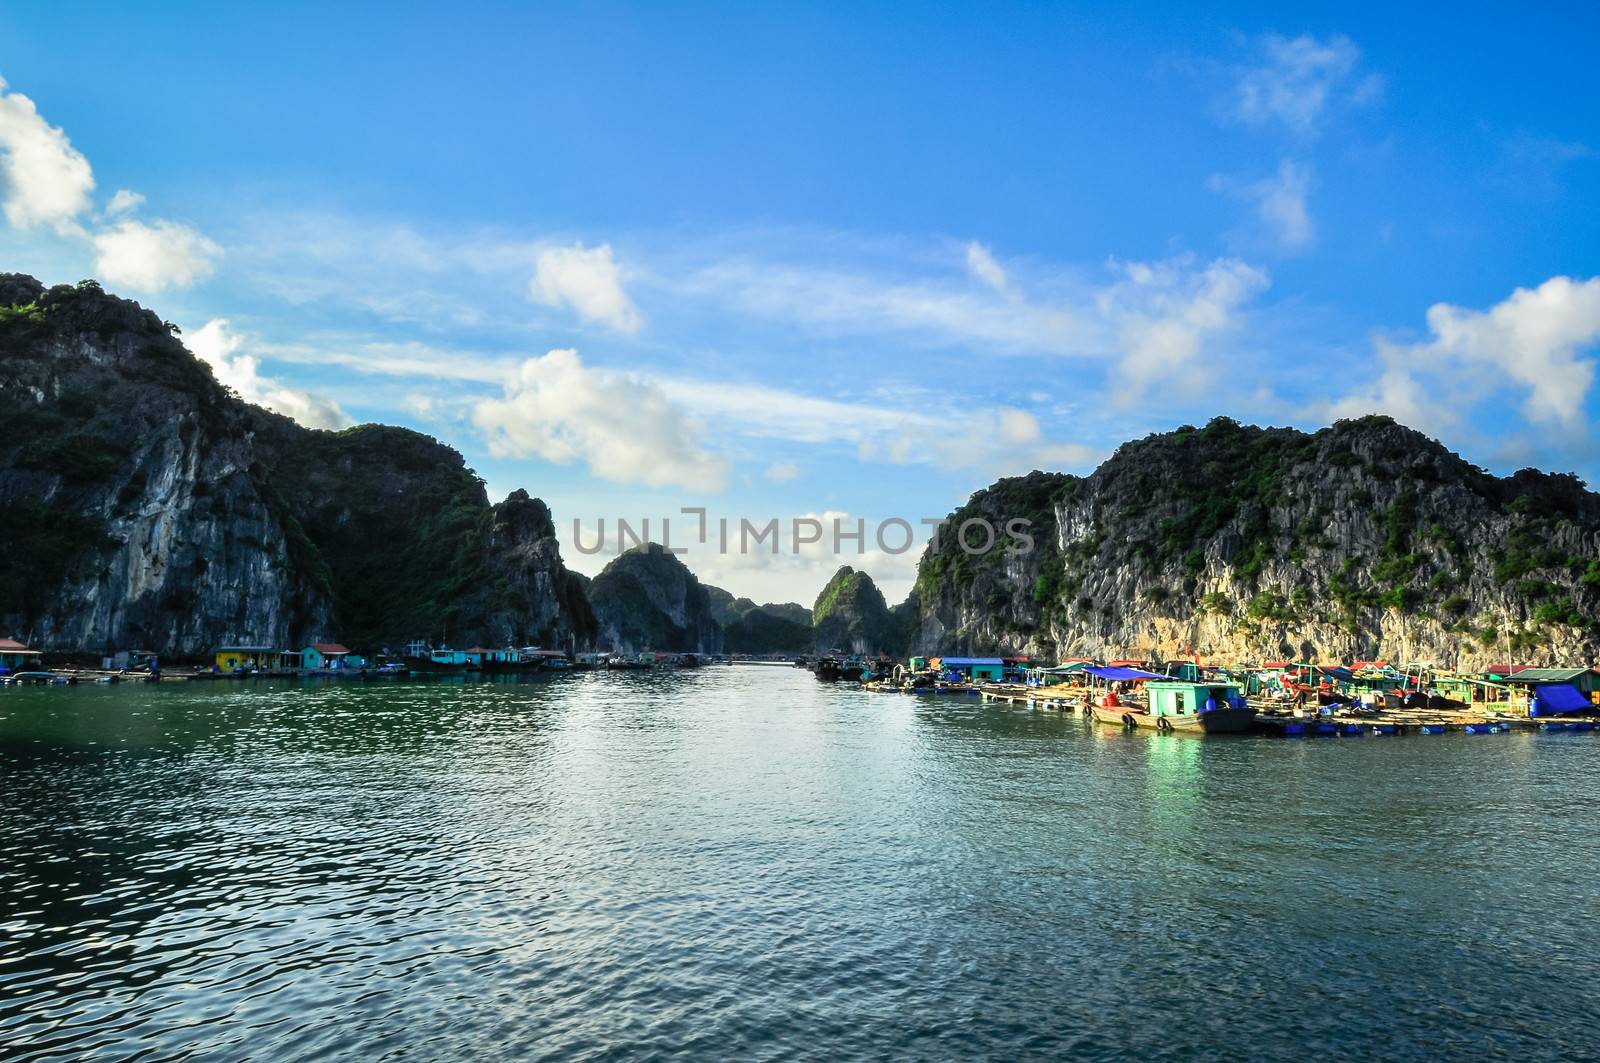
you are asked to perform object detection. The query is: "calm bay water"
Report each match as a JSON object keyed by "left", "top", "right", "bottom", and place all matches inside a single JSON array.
[{"left": 2, "top": 667, "right": 1598, "bottom": 1061}]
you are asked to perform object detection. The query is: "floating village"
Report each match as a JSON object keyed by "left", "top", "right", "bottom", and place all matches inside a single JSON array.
[
  {"left": 0, "top": 638, "right": 703, "bottom": 685},
  {"left": 811, "top": 652, "right": 1600, "bottom": 737},
  {"left": 6, "top": 631, "right": 1600, "bottom": 739}
]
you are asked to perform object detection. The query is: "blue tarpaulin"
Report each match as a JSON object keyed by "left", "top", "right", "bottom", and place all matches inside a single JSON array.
[
  {"left": 937, "top": 657, "right": 1004, "bottom": 666},
  {"left": 1532, "top": 683, "right": 1590, "bottom": 716},
  {"left": 1083, "top": 665, "right": 1169, "bottom": 682}
]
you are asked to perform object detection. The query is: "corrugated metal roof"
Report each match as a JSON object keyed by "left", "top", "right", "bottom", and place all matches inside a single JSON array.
[{"left": 1502, "top": 667, "right": 1594, "bottom": 683}]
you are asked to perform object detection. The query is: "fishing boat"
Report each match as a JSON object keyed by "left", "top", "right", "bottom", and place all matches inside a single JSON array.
[
  {"left": 814, "top": 655, "right": 865, "bottom": 682},
  {"left": 1089, "top": 679, "right": 1256, "bottom": 734},
  {"left": 2, "top": 671, "right": 71, "bottom": 686}
]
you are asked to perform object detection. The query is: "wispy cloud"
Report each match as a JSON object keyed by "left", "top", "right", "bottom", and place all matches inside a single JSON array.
[
  {"left": 666, "top": 252, "right": 1087, "bottom": 354},
  {"left": 1097, "top": 255, "right": 1269, "bottom": 405},
  {"left": 1488, "top": 133, "right": 1594, "bottom": 200},
  {"left": 1209, "top": 160, "right": 1315, "bottom": 251},
  {"left": 1230, "top": 33, "right": 1381, "bottom": 136},
  {"left": 964, "top": 240, "right": 1009, "bottom": 293}
]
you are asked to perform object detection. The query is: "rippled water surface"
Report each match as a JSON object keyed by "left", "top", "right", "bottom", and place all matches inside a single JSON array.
[{"left": 3, "top": 667, "right": 1599, "bottom": 1060}]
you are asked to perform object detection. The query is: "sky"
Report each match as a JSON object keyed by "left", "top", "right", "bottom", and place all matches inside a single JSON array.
[{"left": 2, "top": 1, "right": 1598, "bottom": 606}]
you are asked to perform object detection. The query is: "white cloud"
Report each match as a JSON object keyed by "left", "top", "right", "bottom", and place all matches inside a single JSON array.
[
  {"left": 92, "top": 219, "right": 222, "bottom": 292},
  {"left": 965, "top": 241, "right": 1008, "bottom": 292},
  {"left": 1098, "top": 256, "right": 1269, "bottom": 405},
  {"left": 1212, "top": 160, "right": 1315, "bottom": 250},
  {"left": 998, "top": 408, "right": 1040, "bottom": 444},
  {"left": 766, "top": 461, "right": 801, "bottom": 482},
  {"left": 530, "top": 242, "right": 642, "bottom": 333},
  {"left": 1232, "top": 33, "right": 1379, "bottom": 135},
  {"left": 1328, "top": 276, "right": 1600, "bottom": 431},
  {"left": 0, "top": 75, "right": 95, "bottom": 233},
  {"left": 105, "top": 189, "right": 144, "bottom": 216},
  {"left": 473, "top": 348, "right": 728, "bottom": 490},
  {"left": 0, "top": 77, "right": 222, "bottom": 287},
  {"left": 188, "top": 319, "right": 353, "bottom": 430}
]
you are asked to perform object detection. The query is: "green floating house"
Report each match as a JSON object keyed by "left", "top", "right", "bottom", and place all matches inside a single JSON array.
[
  {"left": 302, "top": 643, "right": 353, "bottom": 670},
  {"left": 933, "top": 657, "right": 1006, "bottom": 682},
  {"left": 0, "top": 639, "right": 41, "bottom": 671}
]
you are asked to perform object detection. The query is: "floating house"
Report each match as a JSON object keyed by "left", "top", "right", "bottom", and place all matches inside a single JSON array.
[
  {"left": 213, "top": 645, "right": 278, "bottom": 673},
  {"left": 429, "top": 647, "right": 475, "bottom": 668},
  {"left": 1497, "top": 667, "right": 1599, "bottom": 698},
  {"left": 932, "top": 657, "right": 1005, "bottom": 682},
  {"left": 1492, "top": 667, "right": 1599, "bottom": 715},
  {"left": 482, "top": 648, "right": 525, "bottom": 665},
  {"left": 302, "top": 642, "right": 352, "bottom": 670},
  {"left": 0, "top": 639, "right": 41, "bottom": 672}
]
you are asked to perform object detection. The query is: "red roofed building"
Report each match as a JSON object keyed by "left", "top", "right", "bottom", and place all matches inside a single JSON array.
[{"left": 302, "top": 642, "right": 351, "bottom": 669}]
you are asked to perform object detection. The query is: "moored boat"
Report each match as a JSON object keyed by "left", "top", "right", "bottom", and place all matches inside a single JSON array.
[{"left": 1089, "top": 680, "right": 1256, "bottom": 734}]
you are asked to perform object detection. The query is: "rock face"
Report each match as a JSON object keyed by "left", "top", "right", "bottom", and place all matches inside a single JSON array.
[
  {"left": 588, "top": 544, "right": 723, "bottom": 654},
  {"left": 248, "top": 414, "right": 595, "bottom": 651},
  {"left": 812, "top": 565, "right": 914, "bottom": 655},
  {"left": 703, "top": 586, "right": 812, "bottom": 654},
  {"left": 0, "top": 275, "right": 594, "bottom": 656},
  {"left": 909, "top": 416, "right": 1600, "bottom": 668}
]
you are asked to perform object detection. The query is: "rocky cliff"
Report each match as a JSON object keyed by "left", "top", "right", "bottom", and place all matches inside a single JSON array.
[
  {"left": 588, "top": 544, "right": 723, "bottom": 654},
  {"left": 248, "top": 414, "right": 595, "bottom": 651},
  {"left": 910, "top": 416, "right": 1600, "bottom": 668},
  {"left": 0, "top": 274, "right": 593, "bottom": 656},
  {"left": 812, "top": 565, "right": 916, "bottom": 655}
]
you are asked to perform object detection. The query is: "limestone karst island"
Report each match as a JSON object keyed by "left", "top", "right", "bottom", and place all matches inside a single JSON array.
[{"left": 4, "top": 8, "right": 1600, "bottom": 1061}]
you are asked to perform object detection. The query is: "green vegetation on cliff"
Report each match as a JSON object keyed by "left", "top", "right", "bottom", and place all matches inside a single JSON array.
[
  {"left": 814, "top": 565, "right": 914, "bottom": 655},
  {"left": 910, "top": 415, "right": 1600, "bottom": 665}
]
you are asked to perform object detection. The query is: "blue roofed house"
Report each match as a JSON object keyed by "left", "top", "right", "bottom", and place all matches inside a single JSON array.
[{"left": 934, "top": 657, "right": 1006, "bottom": 682}]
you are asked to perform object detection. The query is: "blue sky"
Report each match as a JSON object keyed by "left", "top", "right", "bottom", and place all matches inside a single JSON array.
[{"left": 2, "top": 2, "right": 1598, "bottom": 604}]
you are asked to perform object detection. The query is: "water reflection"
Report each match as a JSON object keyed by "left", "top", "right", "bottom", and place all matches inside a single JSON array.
[{"left": 2, "top": 672, "right": 1598, "bottom": 1060}]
